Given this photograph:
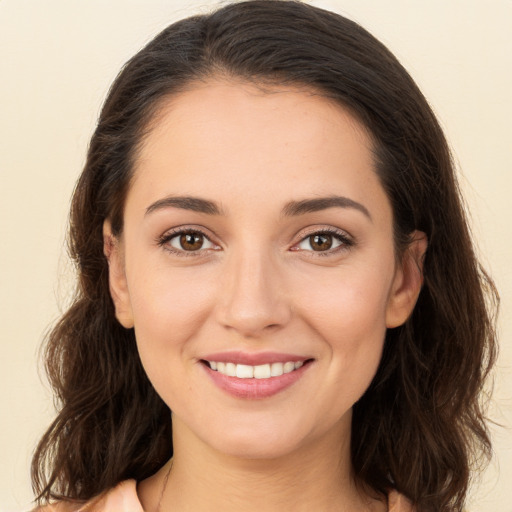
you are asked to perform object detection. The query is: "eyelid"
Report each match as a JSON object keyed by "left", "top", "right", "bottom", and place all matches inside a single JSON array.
[
  {"left": 291, "top": 226, "right": 354, "bottom": 255},
  {"left": 156, "top": 224, "right": 354, "bottom": 257},
  {"left": 156, "top": 225, "right": 221, "bottom": 256}
]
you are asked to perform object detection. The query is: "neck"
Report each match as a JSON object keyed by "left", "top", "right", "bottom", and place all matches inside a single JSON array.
[{"left": 138, "top": 415, "right": 386, "bottom": 512}]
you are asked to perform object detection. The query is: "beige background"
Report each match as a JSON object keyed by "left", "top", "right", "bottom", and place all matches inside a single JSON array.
[{"left": 0, "top": 1, "right": 510, "bottom": 510}]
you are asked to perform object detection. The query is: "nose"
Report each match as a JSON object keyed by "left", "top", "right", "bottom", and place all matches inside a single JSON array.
[{"left": 215, "top": 249, "right": 292, "bottom": 338}]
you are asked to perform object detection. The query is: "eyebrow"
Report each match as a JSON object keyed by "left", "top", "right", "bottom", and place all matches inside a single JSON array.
[
  {"left": 145, "top": 196, "right": 224, "bottom": 216},
  {"left": 282, "top": 196, "right": 372, "bottom": 221},
  {"left": 145, "top": 194, "right": 371, "bottom": 221}
]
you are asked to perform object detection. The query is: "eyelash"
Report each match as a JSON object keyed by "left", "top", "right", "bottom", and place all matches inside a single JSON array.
[
  {"left": 156, "top": 227, "right": 219, "bottom": 258},
  {"left": 294, "top": 227, "right": 354, "bottom": 257},
  {"left": 156, "top": 226, "right": 354, "bottom": 257}
]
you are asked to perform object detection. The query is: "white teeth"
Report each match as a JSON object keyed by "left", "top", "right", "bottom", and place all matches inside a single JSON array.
[
  {"left": 208, "top": 360, "right": 305, "bottom": 379},
  {"left": 253, "top": 364, "right": 271, "bottom": 379},
  {"left": 226, "top": 362, "right": 236, "bottom": 377},
  {"left": 236, "top": 364, "right": 254, "bottom": 378},
  {"left": 270, "top": 362, "right": 283, "bottom": 376},
  {"left": 283, "top": 361, "right": 295, "bottom": 373}
]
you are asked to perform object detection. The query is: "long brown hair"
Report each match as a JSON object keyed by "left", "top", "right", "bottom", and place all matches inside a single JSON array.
[{"left": 32, "top": 2, "right": 498, "bottom": 510}]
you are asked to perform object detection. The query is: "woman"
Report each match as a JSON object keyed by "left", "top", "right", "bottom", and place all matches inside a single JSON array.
[{"left": 31, "top": 1, "right": 498, "bottom": 511}]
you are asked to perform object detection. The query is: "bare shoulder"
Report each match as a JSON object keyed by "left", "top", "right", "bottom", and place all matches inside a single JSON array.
[
  {"left": 31, "top": 502, "right": 83, "bottom": 512},
  {"left": 31, "top": 480, "right": 142, "bottom": 512},
  {"left": 388, "top": 489, "right": 415, "bottom": 512}
]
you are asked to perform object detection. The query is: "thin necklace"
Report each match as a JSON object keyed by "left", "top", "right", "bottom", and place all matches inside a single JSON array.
[
  {"left": 155, "top": 459, "right": 173, "bottom": 512},
  {"left": 153, "top": 463, "right": 390, "bottom": 512}
]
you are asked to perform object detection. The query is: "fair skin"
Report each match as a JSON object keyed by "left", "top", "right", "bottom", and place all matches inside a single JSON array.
[{"left": 105, "top": 80, "right": 426, "bottom": 512}]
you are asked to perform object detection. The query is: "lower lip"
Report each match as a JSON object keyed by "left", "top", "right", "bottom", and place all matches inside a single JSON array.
[{"left": 202, "top": 362, "right": 311, "bottom": 399}]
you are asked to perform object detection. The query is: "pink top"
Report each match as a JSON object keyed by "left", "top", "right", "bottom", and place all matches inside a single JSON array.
[{"left": 35, "top": 479, "right": 414, "bottom": 511}]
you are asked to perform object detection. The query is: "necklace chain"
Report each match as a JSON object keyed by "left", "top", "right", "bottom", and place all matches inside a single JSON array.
[
  {"left": 153, "top": 459, "right": 389, "bottom": 511},
  {"left": 155, "top": 459, "right": 173, "bottom": 512}
]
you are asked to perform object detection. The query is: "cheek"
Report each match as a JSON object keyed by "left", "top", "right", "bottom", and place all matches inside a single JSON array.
[
  {"left": 126, "top": 264, "right": 217, "bottom": 387},
  {"left": 291, "top": 262, "right": 392, "bottom": 394},
  {"left": 293, "top": 261, "right": 393, "bottom": 341},
  {"left": 127, "top": 272, "right": 217, "bottom": 414},
  {"left": 129, "top": 263, "right": 216, "bottom": 334}
]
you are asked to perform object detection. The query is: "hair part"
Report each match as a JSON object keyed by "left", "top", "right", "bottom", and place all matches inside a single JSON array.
[{"left": 32, "top": 2, "right": 498, "bottom": 511}]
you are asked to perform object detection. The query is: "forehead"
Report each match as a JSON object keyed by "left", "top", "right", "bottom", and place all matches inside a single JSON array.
[
  {"left": 139, "top": 79, "right": 372, "bottom": 162},
  {"left": 129, "top": 79, "right": 389, "bottom": 222}
]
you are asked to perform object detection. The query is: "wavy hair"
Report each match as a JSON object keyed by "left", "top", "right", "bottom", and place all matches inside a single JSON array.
[{"left": 32, "top": 2, "right": 498, "bottom": 510}]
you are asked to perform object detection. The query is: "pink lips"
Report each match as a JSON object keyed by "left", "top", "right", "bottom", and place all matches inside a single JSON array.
[{"left": 201, "top": 351, "right": 312, "bottom": 399}]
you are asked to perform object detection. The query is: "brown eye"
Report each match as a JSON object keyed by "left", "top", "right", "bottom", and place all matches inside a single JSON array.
[
  {"left": 181, "top": 233, "right": 203, "bottom": 250},
  {"left": 168, "top": 231, "right": 216, "bottom": 252},
  {"left": 309, "top": 234, "right": 333, "bottom": 251},
  {"left": 296, "top": 231, "right": 348, "bottom": 253}
]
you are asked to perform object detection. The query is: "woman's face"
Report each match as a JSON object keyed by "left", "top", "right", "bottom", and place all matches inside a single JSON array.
[{"left": 106, "top": 80, "right": 424, "bottom": 459}]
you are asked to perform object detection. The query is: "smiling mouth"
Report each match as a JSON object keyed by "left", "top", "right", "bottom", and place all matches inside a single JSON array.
[{"left": 202, "top": 359, "right": 313, "bottom": 379}]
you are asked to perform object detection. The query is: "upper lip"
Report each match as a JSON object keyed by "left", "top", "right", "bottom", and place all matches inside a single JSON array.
[{"left": 201, "top": 351, "right": 312, "bottom": 366}]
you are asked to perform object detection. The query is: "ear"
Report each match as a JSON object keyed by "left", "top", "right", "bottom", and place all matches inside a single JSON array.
[
  {"left": 386, "top": 231, "right": 428, "bottom": 328},
  {"left": 103, "top": 220, "right": 134, "bottom": 329}
]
